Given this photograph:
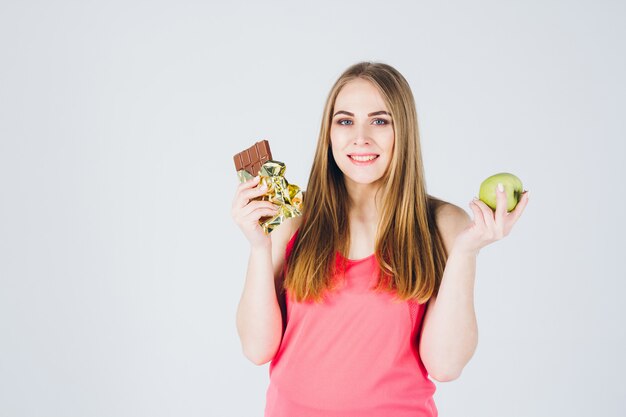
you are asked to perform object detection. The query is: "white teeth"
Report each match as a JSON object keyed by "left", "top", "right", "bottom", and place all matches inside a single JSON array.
[{"left": 350, "top": 155, "right": 377, "bottom": 162}]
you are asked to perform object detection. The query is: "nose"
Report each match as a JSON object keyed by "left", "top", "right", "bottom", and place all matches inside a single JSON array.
[
  {"left": 352, "top": 124, "right": 370, "bottom": 145},
  {"left": 353, "top": 137, "right": 370, "bottom": 145}
]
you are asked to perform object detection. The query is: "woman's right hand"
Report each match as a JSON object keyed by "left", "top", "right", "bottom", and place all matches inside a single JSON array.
[{"left": 231, "top": 176, "right": 280, "bottom": 247}]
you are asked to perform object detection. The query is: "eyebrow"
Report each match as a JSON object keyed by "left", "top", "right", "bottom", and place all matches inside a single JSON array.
[{"left": 333, "top": 110, "right": 392, "bottom": 117}]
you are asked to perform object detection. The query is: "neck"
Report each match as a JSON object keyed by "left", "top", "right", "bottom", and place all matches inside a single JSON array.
[
  {"left": 343, "top": 179, "right": 384, "bottom": 259},
  {"left": 345, "top": 180, "right": 384, "bottom": 223}
]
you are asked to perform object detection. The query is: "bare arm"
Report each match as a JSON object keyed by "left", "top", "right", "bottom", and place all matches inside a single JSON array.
[
  {"left": 420, "top": 187, "right": 529, "bottom": 381},
  {"left": 236, "top": 242, "right": 280, "bottom": 365},
  {"left": 231, "top": 175, "right": 300, "bottom": 365},
  {"left": 420, "top": 204, "right": 477, "bottom": 382}
]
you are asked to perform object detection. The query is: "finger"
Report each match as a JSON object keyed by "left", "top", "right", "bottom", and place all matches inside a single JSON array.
[
  {"left": 233, "top": 176, "right": 261, "bottom": 205},
  {"left": 233, "top": 201, "right": 278, "bottom": 225},
  {"left": 241, "top": 182, "right": 270, "bottom": 201},
  {"left": 247, "top": 206, "right": 281, "bottom": 223},
  {"left": 234, "top": 182, "right": 269, "bottom": 209},
  {"left": 494, "top": 182, "right": 507, "bottom": 228},
  {"left": 472, "top": 197, "right": 497, "bottom": 230},
  {"left": 237, "top": 175, "right": 261, "bottom": 191},
  {"left": 241, "top": 201, "right": 280, "bottom": 218},
  {"left": 504, "top": 191, "right": 529, "bottom": 231},
  {"left": 469, "top": 199, "right": 486, "bottom": 228}
]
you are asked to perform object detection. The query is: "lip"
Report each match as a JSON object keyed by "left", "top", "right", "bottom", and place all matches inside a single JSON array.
[{"left": 347, "top": 153, "right": 379, "bottom": 166}]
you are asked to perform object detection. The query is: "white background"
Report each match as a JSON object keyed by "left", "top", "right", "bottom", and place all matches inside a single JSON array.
[{"left": 1, "top": 1, "right": 625, "bottom": 416}]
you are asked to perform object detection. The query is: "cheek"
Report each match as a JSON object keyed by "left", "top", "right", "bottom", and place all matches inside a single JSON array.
[
  {"left": 329, "top": 128, "right": 347, "bottom": 154},
  {"left": 330, "top": 142, "right": 343, "bottom": 167},
  {"left": 329, "top": 125, "right": 343, "bottom": 144},
  {"left": 383, "top": 131, "right": 395, "bottom": 154}
]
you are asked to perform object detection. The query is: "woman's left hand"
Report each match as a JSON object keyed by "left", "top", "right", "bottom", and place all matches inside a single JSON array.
[{"left": 453, "top": 184, "right": 530, "bottom": 256}]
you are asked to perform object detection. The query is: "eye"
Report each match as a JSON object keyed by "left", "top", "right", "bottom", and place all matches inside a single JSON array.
[
  {"left": 372, "top": 118, "right": 390, "bottom": 125},
  {"left": 338, "top": 119, "right": 353, "bottom": 126}
]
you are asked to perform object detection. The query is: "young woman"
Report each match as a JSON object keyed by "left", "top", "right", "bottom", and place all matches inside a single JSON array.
[{"left": 231, "top": 62, "right": 529, "bottom": 417}]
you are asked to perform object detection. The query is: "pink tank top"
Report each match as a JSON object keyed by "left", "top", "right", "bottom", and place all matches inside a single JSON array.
[{"left": 265, "top": 231, "right": 437, "bottom": 417}]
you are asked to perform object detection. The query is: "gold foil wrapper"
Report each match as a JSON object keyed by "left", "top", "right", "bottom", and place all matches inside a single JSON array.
[{"left": 237, "top": 160, "right": 303, "bottom": 234}]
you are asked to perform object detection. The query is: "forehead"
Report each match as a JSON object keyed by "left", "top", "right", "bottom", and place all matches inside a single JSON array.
[{"left": 334, "top": 78, "right": 388, "bottom": 111}]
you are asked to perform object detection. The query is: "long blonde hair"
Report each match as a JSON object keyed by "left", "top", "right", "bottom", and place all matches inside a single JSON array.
[{"left": 284, "top": 62, "right": 448, "bottom": 304}]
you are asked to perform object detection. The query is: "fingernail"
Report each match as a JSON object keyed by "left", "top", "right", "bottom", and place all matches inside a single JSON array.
[{"left": 497, "top": 183, "right": 504, "bottom": 192}]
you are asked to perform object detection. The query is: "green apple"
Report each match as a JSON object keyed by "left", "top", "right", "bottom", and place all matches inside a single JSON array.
[{"left": 478, "top": 173, "right": 523, "bottom": 212}]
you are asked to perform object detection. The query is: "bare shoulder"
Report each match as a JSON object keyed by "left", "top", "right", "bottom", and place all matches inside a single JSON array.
[
  {"left": 423, "top": 199, "right": 473, "bottom": 318},
  {"left": 271, "top": 215, "right": 303, "bottom": 248},
  {"left": 432, "top": 199, "right": 471, "bottom": 254}
]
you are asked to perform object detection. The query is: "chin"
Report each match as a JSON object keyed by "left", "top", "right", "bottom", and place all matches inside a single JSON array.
[{"left": 343, "top": 173, "right": 386, "bottom": 186}]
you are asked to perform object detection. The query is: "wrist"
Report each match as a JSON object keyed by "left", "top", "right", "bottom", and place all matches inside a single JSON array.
[
  {"left": 250, "top": 238, "right": 272, "bottom": 252},
  {"left": 449, "top": 244, "right": 480, "bottom": 258}
]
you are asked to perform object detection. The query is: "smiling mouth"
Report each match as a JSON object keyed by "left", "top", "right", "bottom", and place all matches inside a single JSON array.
[{"left": 349, "top": 155, "right": 379, "bottom": 162}]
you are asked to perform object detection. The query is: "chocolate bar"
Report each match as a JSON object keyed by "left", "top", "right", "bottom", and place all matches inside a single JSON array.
[{"left": 233, "top": 140, "right": 273, "bottom": 176}]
